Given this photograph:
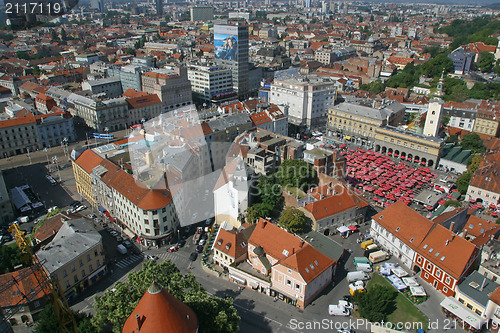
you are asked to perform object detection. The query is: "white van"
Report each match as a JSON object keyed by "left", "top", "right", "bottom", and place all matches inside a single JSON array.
[
  {"left": 356, "top": 263, "right": 373, "bottom": 273},
  {"left": 328, "top": 304, "right": 350, "bottom": 316},
  {"left": 346, "top": 271, "right": 370, "bottom": 283}
]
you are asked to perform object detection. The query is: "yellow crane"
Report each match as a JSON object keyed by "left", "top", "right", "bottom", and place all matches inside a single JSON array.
[{"left": 7, "top": 223, "right": 78, "bottom": 333}]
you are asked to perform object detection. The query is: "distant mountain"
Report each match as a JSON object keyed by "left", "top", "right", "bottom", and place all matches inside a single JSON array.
[
  {"left": 484, "top": 2, "right": 500, "bottom": 9},
  {"left": 363, "top": 0, "right": 495, "bottom": 4}
]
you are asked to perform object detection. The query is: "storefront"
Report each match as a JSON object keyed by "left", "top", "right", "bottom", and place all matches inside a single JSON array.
[
  {"left": 270, "top": 289, "right": 297, "bottom": 307},
  {"left": 440, "top": 297, "right": 486, "bottom": 332},
  {"left": 229, "top": 275, "right": 246, "bottom": 286}
]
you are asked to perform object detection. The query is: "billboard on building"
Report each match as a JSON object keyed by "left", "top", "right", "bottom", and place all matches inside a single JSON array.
[{"left": 214, "top": 25, "right": 239, "bottom": 61}]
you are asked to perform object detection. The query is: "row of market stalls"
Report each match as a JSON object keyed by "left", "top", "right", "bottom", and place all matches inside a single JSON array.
[
  {"left": 379, "top": 262, "right": 427, "bottom": 297},
  {"left": 9, "top": 185, "right": 44, "bottom": 215},
  {"left": 341, "top": 148, "right": 440, "bottom": 208}
]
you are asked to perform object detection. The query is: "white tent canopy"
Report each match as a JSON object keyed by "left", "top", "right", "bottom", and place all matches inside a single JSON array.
[
  {"left": 392, "top": 266, "right": 408, "bottom": 278},
  {"left": 410, "top": 286, "right": 426, "bottom": 296},
  {"left": 402, "top": 277, "right": 419, "bottom": 287},
  {"left": 337, "top": 226, "right": 350, "bottom": 233}
]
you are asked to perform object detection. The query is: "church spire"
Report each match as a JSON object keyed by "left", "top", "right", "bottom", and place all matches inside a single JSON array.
[{"left": 434, "top": 70, "right": 445, "bottom": 99}]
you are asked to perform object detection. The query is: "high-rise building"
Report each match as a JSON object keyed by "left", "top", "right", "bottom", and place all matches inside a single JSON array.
[
  {"left": 187, "top": 64, "right": 234, "bottom": 104},
  {"left": 156, "top": 0, "right": 163, "bottom": 16},
  {"left": 214, "top": 24, "right": 249, "bottom": 99},
  {"left": 423, "top": 73, "right": 444, "bottom": 137},
  {"left": 90, "top": 0, "right": 104, "bottom": 12},
  {"left": 141, "top": 67, "right": 192, "bottom": 112},
  {"left": 190, "top": 6, "right": 214, "bottom": 21}
]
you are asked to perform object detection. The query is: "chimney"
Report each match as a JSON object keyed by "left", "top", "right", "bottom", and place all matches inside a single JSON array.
[
  {"left": 135, "top": 314, "right": 143, "bottom": 331},
  {"left": 449, "top": 222, "right": 455, "bottom": 231},
  {"left": 262, "top": 220, "right": 267, "bottom": 228},
  {"left": 292, "top": 246, "right": 295, "bottom": 254},
  {"left": 463, "top": 229, "right": 468, "bottom": 239},
  {"left": 450, "top": 234, "right": 455, "bottom": 242},
  {"left": 300, "top": 240, "right": 305, "bottom": 248},
  {"left": 480, "top": 278, "right": 487, "bottom": 291}
]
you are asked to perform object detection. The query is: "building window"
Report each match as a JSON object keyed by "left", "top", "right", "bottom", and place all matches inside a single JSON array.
[
  {"left": 458, "top": 298, "right": 464, "bottom": 304},
  {"left": 436, "top": 270, "right": 441, "bottom": 278},
  {"left": 424, "top": 273, "right": 429, "bottom": 278},
  {"left": 445, "top": 277, "right": 451, "bottom": 285},
  {"left": 417, "top": 257, "right": 422, "bottom": 263},
  {"left": 286, "top": 279, "right": 291, "bottom": 286},
  {"left": 296, "top": 284, "right": 300, "bottom": 290},
  {"left": 73, "top": 275, "right": 78, "bottom": 283}
]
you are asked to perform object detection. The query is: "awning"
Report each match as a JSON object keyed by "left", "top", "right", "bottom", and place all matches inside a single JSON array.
[
  {"left": 440, "top": 296, "right": 486, "bottom": 330},
  {"left": 123, "top": 228, "right": 135, "bottom": 239},
  {"left": 87, "top": 265, "right": 106, "bottom": 280},
  {"left": 229, "top": 275, "right": 246, "bottom": 285},
  {"left": 98, "top": 206, "right": 106, "bottom": 213},
  {"left": 248, "top": 281, "right": 259, "bottom": 289},
  {"left": 337, "top": 226, "right": 350, "bottom": 233},
  {"left": 345, "top": 136, "right": 351, "bottom": 140}
]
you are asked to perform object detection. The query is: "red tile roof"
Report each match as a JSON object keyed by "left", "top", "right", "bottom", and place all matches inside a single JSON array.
[
  {"left": 33, "top": 213, "right": 70, "bottom": 243},
  {"left": 249, "top": 111, "right": 272, "bottom": 126},
  {"left": 304, "top": 190, "right": 358, "bottom": 221},
  {"left": 469, "top": 151, "right": 500, "bottom": 195},
  {"left": 277, "top": 244, "right": 334, "bottom": 284},
  {"left": 417, "top": 224, "right": 478, "bottom": 279},
  {"left": 122, "top": 284, "right": 197, "bottom": 333},
  {"left": 214, "top": 224, "right": 256, "bottom": 259},
  {"left": 126, "top": 94, "right": 161, "bottom": 109},
  {"left": 373, "top": 202, "right": 435, "bottom": 251},
  {"left": 0, "top": 113, "right": 36, "bottom": 129},
  {"left": 0, "top": 267, "right": 51, "bottom": 308},
  {"left": 248, "top": 219, "right": 304, "bottom": 261},
  {"left": 490, "top": 286, "right": 500, "bottom": 305}
]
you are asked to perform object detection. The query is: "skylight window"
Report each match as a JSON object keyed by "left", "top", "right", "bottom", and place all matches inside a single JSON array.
[
  {"left": 314, "top": 260, "right": 319, "bottom": 266},
  {"left": 410, "top": 238, "right": 414, "bottom": 243},
  {"left": 434, "top": 252, "right": 440, "bottom": 257},
  {"left": 423, "top": 244, "right": 428, "bottom": 249},
  {"left": 282, "top": 249, "right": 289, "bottom": 257},
  {"left": 396, "top": 227, "right": 400, "bottom": 232},
  {"left": 305, "top": 268, "right": 310, "bottom": 273},
  {"left": 440, "top": 256, "right": 446, "bottom": 261},
  {"left": 429, "top": 248, "right": 433, "bottom": 253}
]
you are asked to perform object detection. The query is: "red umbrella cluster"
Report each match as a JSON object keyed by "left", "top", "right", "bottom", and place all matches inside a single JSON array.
[{"left": 341, "top": 148, "right": 437, "bottom": 206}]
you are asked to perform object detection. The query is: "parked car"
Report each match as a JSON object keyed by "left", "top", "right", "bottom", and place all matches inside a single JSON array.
[
  {"left": 177, "top": 239, "right": 186, "bottom": 248},
  {"left": 70, "top": 201, "right": 81, "bottom": 207},
  {"left": 168, "top": 246, "right": 179, "bottom": 252},
  {"left": 74, "top": 205, "right": 86, "bottom": 213},
  {"left": 87, "top": 214, "right": 97, "bottom": 219},
  {"left": 148, "top": 255, "right": 159, "bottom": 261},
  {"left": 48, "top": 206, "right": 58, "bottom": 213},
  {"left": 199, "top": 239, "right": 206, "bottom": 246},
  {"left": 123, "top": 240, "right": 133, "bottom": 249},
  {"left": 189, "top": 252, "right": 198, "bottom": 261},
  {"left": 110, "top": 230, "right": 118, "bottom": 237},
  {"left": 328, "top": 304, "right": 350, "bottom": 316},
  {"left": 115, "top": 236, "right": 123, "bottom": 243},
  {"left": 196, "top": 245, "right": 204, "bottom": 253},
  {"left": 338, "top": 300, "right": 354, "bottom": 309}
]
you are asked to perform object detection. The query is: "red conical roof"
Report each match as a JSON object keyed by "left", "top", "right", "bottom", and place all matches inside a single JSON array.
[{"left": 122, "top": 283, "right": 198, "bottom": 333}]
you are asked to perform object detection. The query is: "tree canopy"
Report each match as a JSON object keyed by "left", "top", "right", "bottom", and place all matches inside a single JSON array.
[
  {"left": 275, "top": 159, "right": 317, "bottom": 191},
  {"left": 0, "top": 244, "right": 24, "bottom": 274},
  {"left": 279, "top": 206, "right": 310, "bottom": 234},
  {"left": 92, "top": 260, "right": 239, "bottom": 333},
  {"left": 352, "top": 286, "right": 397, "bottom": 322},
  {"left": 461, "top": 133, "right": 486, "bottom": 154},
  {"left": 477, "top": 51, "right": 495, "bottom": 72}
]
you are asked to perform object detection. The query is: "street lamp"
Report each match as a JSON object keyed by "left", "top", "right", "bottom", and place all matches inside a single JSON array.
[
  {"left": 44, "top": 148, "right": 50, "bottom": 172},
  {"left": 104, "top": 127, "right": 109, "bottom": 144},
  {"left": 52, "top": 156, "right": 62, "bottom": 182}
]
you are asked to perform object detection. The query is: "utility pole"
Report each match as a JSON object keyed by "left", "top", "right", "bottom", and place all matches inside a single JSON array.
[{"left": 52, "top": 156, "right": 62, "bottom": 182}]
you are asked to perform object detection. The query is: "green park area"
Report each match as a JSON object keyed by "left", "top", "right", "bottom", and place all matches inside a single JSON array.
[{"left": 364, "top": 273, "right": 429, "bottom": 328}]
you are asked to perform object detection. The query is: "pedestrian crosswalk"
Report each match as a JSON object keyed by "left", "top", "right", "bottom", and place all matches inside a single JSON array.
[
  {"left": 156, "top": 251, "right": 183, "bottom": 263},
  {"left": 115, "top": 254, "right": 143, "bottom": 269}
]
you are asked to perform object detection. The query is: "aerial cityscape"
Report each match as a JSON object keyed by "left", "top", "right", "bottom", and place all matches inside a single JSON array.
[{"left": 0, "top": 0, "right": 499, "bottom": 332}]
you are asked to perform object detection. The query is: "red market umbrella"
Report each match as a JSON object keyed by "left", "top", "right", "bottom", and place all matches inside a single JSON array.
[
  {"left": 426, "top": 205, "right": 434, "bottom": 210},
  {"left": 348, "top": 225, "right": 358, "bottom": 231},
  {"left": 490, "top": 204, "right": 497, "bottom": 210},
  {"left": 469, "top": 198, "right": 477, "bottom": 203},
  {"left": 439, "top": 200, "right": 446, "bottom": 205},
  {"left": 492, "top": 211, "right": 499, "bottom": 217}
]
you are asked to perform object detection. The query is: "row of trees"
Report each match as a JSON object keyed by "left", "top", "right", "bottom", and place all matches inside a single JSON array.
[{"left": 245, "top": 160, "right": 317, "bottom": 223}]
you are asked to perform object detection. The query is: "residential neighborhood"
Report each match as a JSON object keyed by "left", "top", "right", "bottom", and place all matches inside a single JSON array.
[{"left": 0, "top": 1, "right": 499, "bottom": 333}]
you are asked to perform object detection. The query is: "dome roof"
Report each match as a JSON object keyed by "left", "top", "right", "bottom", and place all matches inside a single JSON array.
[{"left": 122, "top": 283, "right": 198, "bottom": 333}]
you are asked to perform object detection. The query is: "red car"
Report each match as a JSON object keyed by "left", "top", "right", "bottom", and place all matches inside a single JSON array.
[{"left": 168, "top": 246, "right": 179, "bottom": 252}]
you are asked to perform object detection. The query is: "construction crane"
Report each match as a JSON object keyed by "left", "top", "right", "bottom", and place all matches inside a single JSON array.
[{"left": 5, "top": 223, "right": 78, "bottom": 333}]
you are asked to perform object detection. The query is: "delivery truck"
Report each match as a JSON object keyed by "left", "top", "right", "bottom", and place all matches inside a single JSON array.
[
  {"left": 347, "top": 271, "right": 370, "bottom": 283},
  {"left": 328, "top": 304, "right": 350, "bottom": 316},
  {"left": 353, "top": 257, "right": 371, "bottom": 266},
  {"left": 360, "top": 239, "right": 373, "bottom": 249},
  {"left": 369, "top": 250, "right": 390, "bottom": 264},
  {"left": 356, "top": 263, "right": 373, "bottom": 272}
]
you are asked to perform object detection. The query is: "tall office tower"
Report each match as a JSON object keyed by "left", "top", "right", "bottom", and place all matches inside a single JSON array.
[
  {"left": 423, "top": 72, "right": 444, "bottom": 137},
  {"left": 91, "top": 0, "right": 105, "bottom": 12},
  {"left": 214, "top": 24, "right": 249, "bottom": 99},
  {"left": 156, "top": 0, "right": 163, "bottom": 15}
]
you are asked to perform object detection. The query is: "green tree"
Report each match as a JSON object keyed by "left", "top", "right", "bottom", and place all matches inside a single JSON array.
[
  {"left": 446, "top": 135, "right": 459, "bottom": 145},
  {"left": 276, "top": 159, "right": 317, "bottom": 191},
  {"left": 477, "top": 51, "right": 495, "bottom": 72},
  {"left": 279, "top": 206, "right": 309, "bottom": 234},
  {"left": 448, "top": 84, "right": 470, "bottom": 102},
  {"left": 461, "top": 133, "right": 486, "bottom": 154},
  {"left": 92, "top": 260, "right": 239, "bottom": 333},
  {"left": 444, "top": 200, "right": 462, "bottom": 208},
  {"left": 16, "top": 51, "right": 30, "bottom": 60},
  {"left": 50, "top": 29, "right": 58, "bottom": 41},
  {"left": 34, "top": 304, "right": 61, "bottom": 333},
  {"left": 360, "top": 80, "right": 385, "bottom": 94},
  {"left": 60, "top": 28, "right": 67, "bottom": 41},
  {"left": 256, "top": 175, "right": 283, "bottom": 209},
  {"left": 466, "top": 155, "right": 483, "bottom": 173},
  {"left": 0, "top": 244, "right": 24, "bottom": 274},
  {"left": 456, "top": 172, "right": 472, "bottom": 194},
  {"left": 246, "top": 202, "right": 273, "bottom": 223},
  {"left": 32, "top": 65, "right": 41, "bottom": 75},
  {"left": 352, "top": 286, "right": 397, "bottom": 322},
  {"left": 441, "top": 115, "right": 450, "bottom": 126}
]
